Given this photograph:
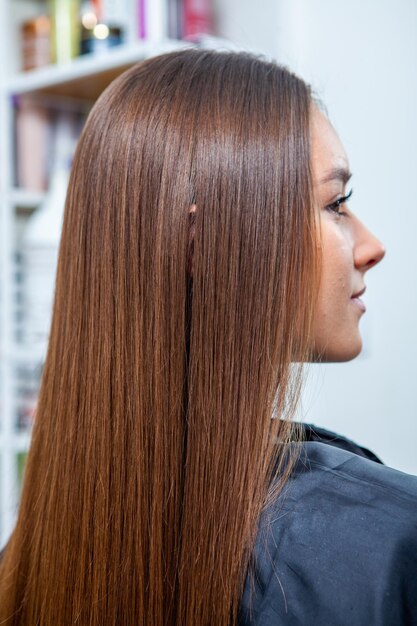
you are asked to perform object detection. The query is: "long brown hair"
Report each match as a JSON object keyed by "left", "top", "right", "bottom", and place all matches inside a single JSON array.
[{"left": 0, "top": 48, "right": 319, "bottom": 624}]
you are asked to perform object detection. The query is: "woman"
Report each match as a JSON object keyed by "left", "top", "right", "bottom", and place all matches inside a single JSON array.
[{"left": 0, "top": 48, "right": 416, "bottom": 625}]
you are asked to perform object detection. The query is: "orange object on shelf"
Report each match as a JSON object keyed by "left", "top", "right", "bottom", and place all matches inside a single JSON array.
[{"left": 21, "top": 15, "right": 51, "bottom": 71}]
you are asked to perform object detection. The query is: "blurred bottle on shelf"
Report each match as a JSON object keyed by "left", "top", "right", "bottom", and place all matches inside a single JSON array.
[
  {"left": 20, "top": 15, "right": 51, "bottom": 71},
  {"left": 182, "top": 0, "right": 214, "bottom": 41},
  {"left": 80, "top": 0, "right": 125, "bottom": 54},
  {"left": 165, "top": 0, "right": 215, "bottom": 42},
  {"left": 167, "top": 0, "right": 181, "bottom": 39},
  {"left": 137, "top": 0, "right": 167, "bottom": 40},
  {"left": 14, "top": 96, "right": 86, "bottom": 192},
  {"left": 14, "top": 95, "right": 51, "bottom": 191},
  {"left": 48, "top": 0, "right": 81, "bottom": 64}
]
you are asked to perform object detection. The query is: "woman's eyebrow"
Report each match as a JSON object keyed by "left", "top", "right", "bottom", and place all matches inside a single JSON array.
[{"left": 320, "top": 167, "right": 352, "bottom": 185}]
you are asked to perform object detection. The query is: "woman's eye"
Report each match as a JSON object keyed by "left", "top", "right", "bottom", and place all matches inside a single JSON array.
[{"left": 325, "top": 188, "right": 353, "bottom": 217}]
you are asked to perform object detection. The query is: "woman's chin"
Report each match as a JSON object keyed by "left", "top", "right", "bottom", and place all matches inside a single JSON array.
[{"left": 310, "top": 335, "right": 363, "bottom": 363}]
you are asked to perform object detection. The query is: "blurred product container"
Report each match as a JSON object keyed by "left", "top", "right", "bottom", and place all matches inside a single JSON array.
[
  {"left": 80, "top": 0, "right": 125, "bottom": 54},
  {"left": 182, "top": 0, "right": 213, "bottom": 41},
  {"left": 48, "top": 0, "right": 81, "bottom": 64},
  {"left": 14, "top": 96, "right": 51, "bottom": 191},
  {"left": 20, "top": 15, "right": 51, "bottom": 71}
]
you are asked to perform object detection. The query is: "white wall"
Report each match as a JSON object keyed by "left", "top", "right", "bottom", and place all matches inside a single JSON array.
[
  {"left": 214, "top": 0, "right": 417, "bottom": 474},
  {"left": 212, "top": 0, "right": 279, "bottom": 59}
]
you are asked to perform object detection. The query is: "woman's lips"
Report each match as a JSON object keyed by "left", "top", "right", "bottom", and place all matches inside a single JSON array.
[
  {"left": 351, "top": 296, "right": 366, "bottom": 312},
  {"left": 351, "top": 286, "right": 366, "bottom": 312}
]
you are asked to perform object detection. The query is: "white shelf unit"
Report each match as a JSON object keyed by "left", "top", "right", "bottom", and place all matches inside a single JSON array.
[{"left": 0, "top": 0, "right": 225, "bottom": 549}]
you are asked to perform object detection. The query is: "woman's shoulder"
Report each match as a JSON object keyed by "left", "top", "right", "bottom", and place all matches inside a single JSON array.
[
  {"left": 295, "top": 422, "right": 417, "bottom": 503},
  {"left": 238, "top": 423, "right": 417, "bottom": 625}
]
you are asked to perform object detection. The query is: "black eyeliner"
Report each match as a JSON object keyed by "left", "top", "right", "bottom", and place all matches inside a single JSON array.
[{"left": 326, "top": 188, "right": 353, "bottom": 214}]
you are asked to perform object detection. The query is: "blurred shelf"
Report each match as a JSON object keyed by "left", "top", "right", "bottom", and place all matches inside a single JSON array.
[
  {"left": 9, "top": 188, "right": 45, "bottom": 210},
  {"left": 5, "top": 39, "right": 194, "bottom": 100}
]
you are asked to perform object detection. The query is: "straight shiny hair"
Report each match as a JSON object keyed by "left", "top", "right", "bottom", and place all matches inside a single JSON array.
[{"left": 0, "top": 48, "right": 320, "bottom": 624}]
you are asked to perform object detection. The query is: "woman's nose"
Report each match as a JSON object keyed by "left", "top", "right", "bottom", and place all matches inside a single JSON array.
[{"left": 353, "top": 218, "right": 386, "bottom": 271}]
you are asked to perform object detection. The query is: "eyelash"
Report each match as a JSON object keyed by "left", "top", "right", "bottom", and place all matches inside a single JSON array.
[{"left": 325, "top": 188, "right": 353, "bottom": 217}]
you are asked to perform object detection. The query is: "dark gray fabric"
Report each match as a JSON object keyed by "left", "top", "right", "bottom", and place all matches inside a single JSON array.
[
  {"left": 299, "top": 422, "right": 385, "bottom": 464},
  {"left": 238, "top": 423, "right": 417, "bottom": 625}
]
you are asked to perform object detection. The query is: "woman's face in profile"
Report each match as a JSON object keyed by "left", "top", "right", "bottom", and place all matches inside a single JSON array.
[{"left": 310, "top": 106, "right": 385, "bottom": 362}]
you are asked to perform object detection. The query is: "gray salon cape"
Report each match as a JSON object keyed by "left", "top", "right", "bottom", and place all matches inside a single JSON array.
[{"left": 238, "top": 423, "right": 417, "bottom": 625}]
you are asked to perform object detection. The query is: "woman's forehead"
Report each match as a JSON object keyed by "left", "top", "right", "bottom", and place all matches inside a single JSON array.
[{"left": 310, "top": 107, "right": 350, "bottom": 186}]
